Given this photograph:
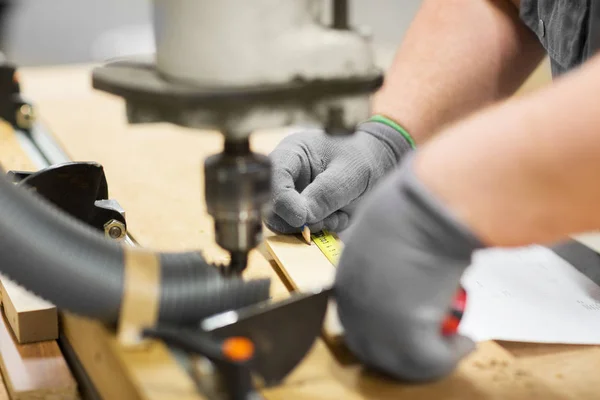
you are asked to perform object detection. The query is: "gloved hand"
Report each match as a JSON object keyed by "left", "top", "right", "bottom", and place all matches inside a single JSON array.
[
  {"left": 335, "top": 154, "right": 484, "bottom": 381},
  {"left": 265, "top": 120, "right": 413, "bottom": 233}
]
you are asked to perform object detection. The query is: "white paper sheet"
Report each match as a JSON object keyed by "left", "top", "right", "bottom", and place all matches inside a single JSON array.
[{"left": 459, "top": 245, "right": 600, "bottom": 344}]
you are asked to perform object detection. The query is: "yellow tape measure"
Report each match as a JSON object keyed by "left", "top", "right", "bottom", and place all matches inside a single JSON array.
[{"left": 311, "top": 229, "right": 342, "bottom": 266}]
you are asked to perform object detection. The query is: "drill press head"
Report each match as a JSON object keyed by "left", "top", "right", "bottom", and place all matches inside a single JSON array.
[
  {"left": 92, "top": 0, "right": 383, "bottom": 272},
  {"left": 204, "top": 138, "right": 271, "bottom": 274}
]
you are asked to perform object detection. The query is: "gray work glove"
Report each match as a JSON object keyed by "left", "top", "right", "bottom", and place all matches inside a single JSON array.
[
  {"left": 335, "top": 154, "right": 484, "bottom": 381},
  {"left": 265, "top": 121, "right": 413, "bottom": 233}
]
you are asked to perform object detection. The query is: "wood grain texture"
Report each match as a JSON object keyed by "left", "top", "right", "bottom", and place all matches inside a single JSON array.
[
  {"left": 0, "top": 276, "right": 57, "bottom": 344},
  {"left": 0, "top": 120, "right": 37, "bottom": 171},
  {"left": 0, "top": 375, "right": 8, "bottom": 400},
  {"left": 61, "top": 313, "right": 203, "bottom": 400},
  {"left": 264, "top": 341, "right": 569, "bottom": 400},
  {"left": 0, "top": 308, "right": 78, "bottom": 400},
  {"left": 265, "top": 232, "right": 344, "bottom": 344},
  {"left": 0, "top": 121, "right": 78, "bottom": 399},
  {"left": 266, "top": 233, "right": 337, "bottom": 291},
  {"left": 497, "top": 341, "right": 600, "bottom": 399},
  {"left": 0, "top": 123, "right": 59, "bottom": 345},
  {"left": 11, "top": 63, "right": 594, "bottom": 399}
]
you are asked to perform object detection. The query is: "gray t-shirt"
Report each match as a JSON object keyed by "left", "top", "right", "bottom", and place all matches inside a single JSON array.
[{"left": 520, "top": 0, "right": 592, "bottom": 76}]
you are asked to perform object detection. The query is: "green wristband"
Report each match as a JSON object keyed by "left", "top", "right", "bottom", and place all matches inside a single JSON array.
[{"left": 369, "top": 115, "right": 416, "bottom": 149}]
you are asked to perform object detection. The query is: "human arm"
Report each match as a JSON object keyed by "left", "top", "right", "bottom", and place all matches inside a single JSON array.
[
  {"left": 335, "top": 52, "right": 600, "bottom": 381},
  {"left": 373, "top": 0, "right": 545, "bottom": 143},
  {"left": 417, "top": 52, "right": 600, "bottom": 247},
  {"left": 266, "top": 0, "right": 545, "bottom": 233}
]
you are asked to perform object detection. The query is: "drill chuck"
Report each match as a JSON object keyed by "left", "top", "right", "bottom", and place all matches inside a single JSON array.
[{"left": 205, "top": 139, "right": 271, "bottom": 272}]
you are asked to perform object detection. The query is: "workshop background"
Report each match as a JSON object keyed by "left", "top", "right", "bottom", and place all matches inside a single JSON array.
[{"left": 2, "top": 0, "right": 421, "bottom": 69}]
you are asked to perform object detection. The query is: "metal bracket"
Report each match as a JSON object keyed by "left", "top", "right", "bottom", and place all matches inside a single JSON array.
[{"left": 7, "top": 161, "right": 127, "bottom": 235}]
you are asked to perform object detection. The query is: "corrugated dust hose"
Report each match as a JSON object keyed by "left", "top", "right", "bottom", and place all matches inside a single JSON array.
[{"left": 0, "top": 168, "right": 271, "bottom": 325}]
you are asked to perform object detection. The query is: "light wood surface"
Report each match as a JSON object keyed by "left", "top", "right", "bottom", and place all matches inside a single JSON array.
[
  {"left": 61, "top": 313, "right": 204, "bottom": 400},
  {"left": 265, "top": 233, "right": 345, "bottom": 346},
  {"left": 0, "top": 120, "right": 37, "bottom": 172},
  {"left": 0, "top": 375, "right": 9, "bottom": 400},
  {"left": 263, "top": 339, "right": 572, "bottom": 400},
  {"left": 0, "top": 276, "right": 57, "bottom": 344},
  {"left": 266, "top": 233, "right": 337, "bottom": 292},
  {"left": 8, "top": 62, "right": 597, "bottom": 398},
  {"left": 0, "top": 309, "right": 78, "bottom": 400},
  {"left": 0, "top": 121, "right": 79, "bottom": 400},
  {"left": 0, "top": 122, "right": 59, "bottom": 346}
]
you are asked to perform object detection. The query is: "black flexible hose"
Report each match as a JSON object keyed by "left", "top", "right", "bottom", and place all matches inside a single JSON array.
[{"left": 0, "top": 168, "right": 270, "bottom": 325}]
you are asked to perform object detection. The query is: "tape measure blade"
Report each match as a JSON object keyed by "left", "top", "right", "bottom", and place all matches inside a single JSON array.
[{"left": 311, "top": 229, "right": 342, "bottom": 266}]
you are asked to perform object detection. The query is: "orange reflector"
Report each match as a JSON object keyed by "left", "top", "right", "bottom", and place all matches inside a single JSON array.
[
  {"left": 12, "top": 71, "right": 19, "bottom": 83},
  {"left": 223, "top": 337, "right": 254, "bottom": 362}
]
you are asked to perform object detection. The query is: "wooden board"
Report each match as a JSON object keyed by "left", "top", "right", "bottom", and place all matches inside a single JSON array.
[
  {"left": 499, "top": 341, "right": 600, "bottom": 399},
  {"left": 0, "top": 276, "right": 57, "bottom": 344},
  {"left": 265, "top": 232, "right": 345, "bottom": 348},
  {"left": 266, "top": 232, "right": 337, "bottom": 291},
  {"left": 60, "top": 312, "right": 204, "bottom": 400},
  {"left": 12, "top": 63, "right": 595, "bottom": 399},
  {"left": 264, "top": 340, "right": 570, "bottom": 400},
  {"left": 0, "top": 375, "right": 8, "bottom": 400},
  {"left": 0, "top": 308, "right": 78, "bottom": 400},
  {"left": 0, "top": 124, "right": 60, "bottom": 345},
  {"left": 0, "top": 120, "right": 79, "bottom": 400},
  {"left": 0, "top": 122, "right": 37, "bottom": 172}
]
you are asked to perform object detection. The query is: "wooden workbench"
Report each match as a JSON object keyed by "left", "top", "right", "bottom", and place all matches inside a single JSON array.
[{"left": 4, "top": 62, "right": 597, "bottom": 399}]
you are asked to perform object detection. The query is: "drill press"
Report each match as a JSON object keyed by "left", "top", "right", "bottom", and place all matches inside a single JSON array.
[{"left": 92, "top": 0, "right": 383, "bottom": 273}]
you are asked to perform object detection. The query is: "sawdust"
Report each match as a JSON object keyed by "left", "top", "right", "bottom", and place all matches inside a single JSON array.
[
  {"left": 474, "top": 358, "right": 511, "bottom": 371},
  {"left": 515, "top": 369, "right": 529, "bottom": 378}
]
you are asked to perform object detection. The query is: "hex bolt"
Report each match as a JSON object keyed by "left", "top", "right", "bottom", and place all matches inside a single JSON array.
[
  {"left": 109, "top": 226, "right": 122, "bottom": 238},
  {"left": 103, "top": 219, "right": 126, "bottom": 240},
  {"left": 15, "top": 104, "right": 36, "bottom": 130}
]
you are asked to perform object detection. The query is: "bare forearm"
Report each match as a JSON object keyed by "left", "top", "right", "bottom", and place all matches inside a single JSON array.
[
  {"left": 373, "top": 0, "right": 544, "bottom": 143},
  {"left": 416, "top": 54, "right": 600, "bottom": 247}
]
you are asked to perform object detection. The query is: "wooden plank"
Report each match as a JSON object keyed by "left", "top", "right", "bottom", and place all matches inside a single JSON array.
[
  {"left": 498, "top": 341, "right": 600, "bottom": 399},
  {"left": 0, "top": 374, "right": 8, "bottom": 400},
  {"left": 266, "top": 232, "right": 337, "bottom": 291},
  {"left": 511, "top": 347, "right": 600, "bottom": 399},
  {"left": 263, "top": 340, "right": 570, "bottom": 400},
  {"left": 265, "top": 233, "right": 344, "bottom": 345},
  {"left": 0, "top": 123, "right": 59, "bottom": 345},
  {"left": 0, "top": 276, "right": 57, "bottom": 344},
  {"left": 0, "top": 123, "right": 77, "bottom": 399},
  {"left": 0, "top": 308, "right": 78, "bottom": 400},
  {"left": 60, "top": 312, "right": 204, "bottom": 400},
  {"left": 0, "top": 120, "right": 37, "bottom": 171}
]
